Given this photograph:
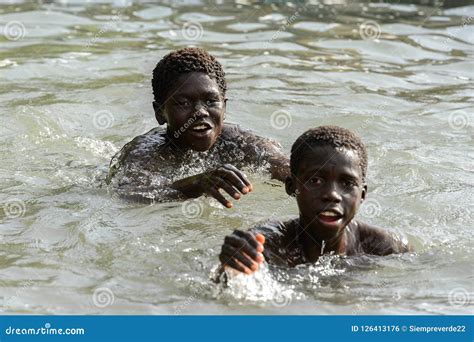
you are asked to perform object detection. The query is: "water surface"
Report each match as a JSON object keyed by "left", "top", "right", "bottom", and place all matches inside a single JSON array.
[{"left": 0, "top": 0, "right": 473, "bottom": 314}]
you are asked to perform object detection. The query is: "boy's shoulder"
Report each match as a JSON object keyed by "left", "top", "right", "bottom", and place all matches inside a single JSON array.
[
  {"left": 107, "top": 127, "right": 168, "bottom": 183},
  {"left": 220, "top": 123, "right": 282, "bottom": 148},
  {"left": 353, "top": 220, "right": 412, "bottom": 255},
  {"left": 249, "top": 218, "right": 296, "bottom": 238},
  {"left": 121, "top": 127, "right": 168, "bottom": 159}
]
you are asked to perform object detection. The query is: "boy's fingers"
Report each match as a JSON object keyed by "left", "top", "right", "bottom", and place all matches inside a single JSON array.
[
  {"left": 215, "top": 177, "right": 241, "bottom": 200},
  {"left": 225, "top": 235, "right": 260, "bottom": 261},
  {"left": 229, "top": 232, "right": 258, "bottom": 255},
  {"left": 234, "top": 230, "right": 262, "bottom": 252},
  {"left": 233, "top": 251, "right": 258, "bottom": 271},
  {"left": 223, "top": 257, "right": 247, "bottom": 274},
  {"left": 253, "top": 234, "right": 265, "bottom": 252},
  {"left": 232, "top": 259, "right": 253, "bottom": 274},
  {"left": 219, "top": 170, "right": 249, "bottom": 194},
  {"left": 220, "top": 245, "right": 253, "bottom": 273},
  {"left": 220, "top": 245, "right": 240, "bottom": 265},
  {"left": 223, "top": 164, "right": 252, "bottom": 188},
  {"left": 224, "top": 164, "right": 253, "bottom": 191},
  {"left": 219, "top": 165, "right": 252, "bottom": 193},
  {"left": 209, "top": 188, "right": 232, "bottom": 208}
]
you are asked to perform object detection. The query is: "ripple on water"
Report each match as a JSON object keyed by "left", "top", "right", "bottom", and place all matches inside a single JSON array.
[{"left": 0, "top": 1, "right": 472, "bottom": 315}]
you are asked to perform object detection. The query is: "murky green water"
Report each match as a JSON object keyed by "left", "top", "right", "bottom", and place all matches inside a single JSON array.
[{"left": 1, "top": 0, "right": 473, "bottom": 314}]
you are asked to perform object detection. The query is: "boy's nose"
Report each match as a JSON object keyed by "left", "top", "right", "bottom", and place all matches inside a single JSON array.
[
  {"left": 321, "top": 183, "right": 342, "bottom": 203},
  {"left": 194, "top": 104, "right": 209, "bottom": 117}
]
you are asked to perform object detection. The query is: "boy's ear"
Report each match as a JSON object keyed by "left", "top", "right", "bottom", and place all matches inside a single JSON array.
[
  {"left": 360, "top": 183, "right": 367, "bottom": 203},
  {"left": 153, "top": 101, "right": 166, "bottom": 125},
  {"left": 285, "top": 176, "right": 297, "bottom": 197}
]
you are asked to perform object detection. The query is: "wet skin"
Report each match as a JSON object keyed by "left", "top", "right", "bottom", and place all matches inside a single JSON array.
[
  {"left": 219, "top": 145, "right": 412, "bottom": 274},
  {"left": 154, "top": 72, "right": 252, "bottom": 207},
  {"left": 108, "top": 123, "right": 290, "bottom": 206}
]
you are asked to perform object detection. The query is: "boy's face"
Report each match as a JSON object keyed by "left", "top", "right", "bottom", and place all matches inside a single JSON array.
[
  {"left": 155, "top": 72, "right": 226, "bottom": 152},
  {"left": 287, "top": 145, "right": 367, "bottom": 237}
]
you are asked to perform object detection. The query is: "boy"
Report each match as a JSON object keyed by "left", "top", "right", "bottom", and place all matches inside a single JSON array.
[
  {"left": 107, "top": 47, "right": 289, "bottom": 207},
  {"left": 218, "top": 126, "right": 412, "bottom": 274}
]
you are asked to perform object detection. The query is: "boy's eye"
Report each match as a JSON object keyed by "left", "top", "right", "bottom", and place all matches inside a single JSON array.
[
  {"left": 309, "top": 177, "right": 324, "bottom": 185},
  {"left": 175, "top": 99, "right": 191, "bottom": 107},
  {"left": 206, "top": 98, "right": 221, "bottom": 106},
  {"left": 341, "top": 179, "right": 359, "bottom": 192}
]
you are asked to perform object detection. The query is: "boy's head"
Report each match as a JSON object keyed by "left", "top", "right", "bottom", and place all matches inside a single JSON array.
[
  {"left": 285, "top": 126, "right": 368, "bottom": 236},
  {"left": 152, "top": 47, "right": 227, "bottom": 151}
]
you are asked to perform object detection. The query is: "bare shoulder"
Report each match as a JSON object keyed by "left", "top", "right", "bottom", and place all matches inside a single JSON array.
[
  {"left": 117, "top": 127, "right": 168, "bottom": 161},
  {"left": 107, "top": 127, "right": 169, "bottom": 184},
  {"left": 221, "top": 123, "right": 283, "bottom": 149},
  {"left": 355, "top": 220, "right": 413, "bottom": 256}
]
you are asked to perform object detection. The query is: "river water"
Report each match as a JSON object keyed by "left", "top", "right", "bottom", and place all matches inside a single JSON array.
[{"left": 0, "top": 0, "right": 473, "bottom": 314}]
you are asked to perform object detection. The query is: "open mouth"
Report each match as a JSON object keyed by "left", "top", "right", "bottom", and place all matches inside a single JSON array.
[
  {"left": 318, "top": 210, "right": 343, "bottom": 224},
  {"left": 190, "top": 121, "right": 212, "bottom": 133}
]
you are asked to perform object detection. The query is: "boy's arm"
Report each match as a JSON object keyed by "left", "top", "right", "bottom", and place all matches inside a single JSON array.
[
  {"left": 215, "top": 221, "right": 285, "bottom": 276},
  {"left": 110, "top": 167, "right": 186, "bottom": 203},
  {"left": 170, "top": 164, "right": 252, "bottom": 208},
  {"left": 265, "top": 147, "right": 291, "bottom": 182},
  {"left": 111, "top": 164, "right": 252, "bottom": 207},
  {"left": 212, "top": 229, "right": 265, "bottom": 283},
  {"left": 357, "top": 221, "right": 413, "bottom": 255},
  {"left": 107, "top": 145, "right": 185, "bottom": 203},
  {"left": 108, "top": 131, "right": 252, "bottom": 206}
]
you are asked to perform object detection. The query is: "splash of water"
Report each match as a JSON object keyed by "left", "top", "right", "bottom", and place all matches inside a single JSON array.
[{"left": 214, "top": 263, "right": 297, "bottom": 304}]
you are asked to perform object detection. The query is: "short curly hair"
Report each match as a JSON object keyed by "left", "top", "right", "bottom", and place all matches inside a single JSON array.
[
  {"left": 290, "top": 125, "right": 368, "bottom": 181},
  {"left": 152, "top": 47, "right": 227, "bottom": 110}
]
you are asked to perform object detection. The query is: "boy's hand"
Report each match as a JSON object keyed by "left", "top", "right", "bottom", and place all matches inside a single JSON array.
[
  {"left": 219, "top": 231, "right": 265, "bottom": 274},
  {"left": 197, "top": 164, "right": 253, "bottom": 208}
]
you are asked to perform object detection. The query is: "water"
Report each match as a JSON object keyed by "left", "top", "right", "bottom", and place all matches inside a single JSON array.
[{"left": 1, "top": 0, "right": 473, "bottom": 314}]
